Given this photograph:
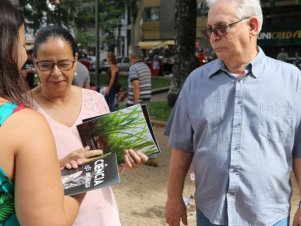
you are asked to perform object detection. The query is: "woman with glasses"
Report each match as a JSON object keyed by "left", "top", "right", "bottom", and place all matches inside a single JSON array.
[
  {"left": 31, "top": 25, "right": 148, "bottom": 226},
  {"left": 0, "top": 1, "right": 85, "bottom": 225}
]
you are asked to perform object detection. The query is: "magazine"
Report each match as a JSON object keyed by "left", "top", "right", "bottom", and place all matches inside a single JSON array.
[
  {"left": 77, "top": 104, "right": 160, "bottom": 164},
  {"left": 61, "top": 152, "right": 119, "bottom": 196}
]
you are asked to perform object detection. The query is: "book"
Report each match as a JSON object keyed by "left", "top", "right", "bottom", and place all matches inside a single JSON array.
[
  {"left": 77, "top": 104, "right": 160, "bottom": 164},
  {"left": 61, "top": 152, "right": 119, "bottom": 196}
]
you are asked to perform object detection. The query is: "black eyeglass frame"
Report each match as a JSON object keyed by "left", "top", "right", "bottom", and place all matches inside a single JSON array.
[
  {"left": 35, "top": 60, "right": 76, "bottom": 72},
  {"left": 203, "top": 17, "right": 250, "bottom": 39}
]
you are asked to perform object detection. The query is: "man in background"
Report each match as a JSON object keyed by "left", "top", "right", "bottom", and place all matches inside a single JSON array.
[
  {"left": 21, "top": 49, "right": 36, "bottom": 88},
  {"left": 127, "top": 46, "right": 151, "bottom": 108},
  {"left": 127, "top": 46, "right": 159, "bottom": 166},
  {"left": 277, "top": 47, "right": 289, "bottom": 62},
  {"left": 73, "top": 61, "right": 91, "bottom": 89}
]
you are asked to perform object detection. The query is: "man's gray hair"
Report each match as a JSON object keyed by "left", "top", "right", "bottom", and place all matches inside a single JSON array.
[
  {"left": 129, "top": 46, "right": 143, "bottom": 59},
  {"left": 206, "top": 0, "right": 263, "bottom": 32}
]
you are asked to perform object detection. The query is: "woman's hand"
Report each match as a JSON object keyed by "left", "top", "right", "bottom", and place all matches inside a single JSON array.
[
  {"left": 59, "top": 146, "right": 103, "bottom": 169},
  {"left": 119, "top": 149, "right": 148, "bottom": 173},
  {"left": 105, "top": 87, "right": 110, "bottom": 96}
]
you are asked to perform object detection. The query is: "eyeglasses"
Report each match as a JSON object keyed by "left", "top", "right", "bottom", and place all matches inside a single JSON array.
[
  {"left": 35, "top": 60, "right": 75, "bottom": 71},
  {"left": 203, "top": 17, "right": 250, "bottom": 39}
]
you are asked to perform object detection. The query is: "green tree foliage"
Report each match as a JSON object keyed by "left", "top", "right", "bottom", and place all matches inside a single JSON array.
[
  {"left": 73, "top": 0, "right": 127, "bottom": 50},
  {"left": 98, "top": 0, "right": 125, "bottom": 51},
  {"left": 19, "top": 0, "right": 49, "bottom": 33},
  {"left": 19, "top": 0, "right": 127, "bottom": 50},
  {"left": 19, "top": 0, "right": 79, "bottom": 32},
  {"left": 47, "top": 0, "right": 79, "bottom": 27}
]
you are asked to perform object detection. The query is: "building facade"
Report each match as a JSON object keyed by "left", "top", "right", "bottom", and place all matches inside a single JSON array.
[
  {"left": 259, "top": 0, "right": 301, "bottom": 58},
  {"left": 142, "top": 0, "right": 301, "bottom": 59},
  {"left": 142, "top": 0, "right": 207, "bottom": 42}
]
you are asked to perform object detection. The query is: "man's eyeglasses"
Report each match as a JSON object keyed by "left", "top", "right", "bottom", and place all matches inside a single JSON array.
[
  {"left": 203, "top": 17, "right": 250, "bottom": 39},
  {"left": 35, "top": 60, "right": 76, "bottom": 71}
]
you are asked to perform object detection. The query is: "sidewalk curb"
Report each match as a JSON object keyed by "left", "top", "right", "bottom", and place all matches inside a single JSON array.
[
  {"left": 152, "top": 87, "right": 169, "bottom": 95},
  {"left": 151, "top": 119, "right": 167, "bottom": 127}
]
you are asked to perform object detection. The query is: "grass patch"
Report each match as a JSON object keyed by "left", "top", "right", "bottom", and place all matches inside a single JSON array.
[
  {"left": 149, "top": 101, "right": 172, "bottom": 122},
  {"left": 90, "top": 72, "right": 171, "bottom": 90},
  {"left": 117, "top": 101, "right": 172, "bottom": 122},
  {"left": 91, "top": 72, "right": 172, "bottom": 122}
]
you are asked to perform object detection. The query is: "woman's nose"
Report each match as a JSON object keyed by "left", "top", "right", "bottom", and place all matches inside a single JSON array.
[{"left": 51, "top": 64, "right": 62, "bottom": 76}]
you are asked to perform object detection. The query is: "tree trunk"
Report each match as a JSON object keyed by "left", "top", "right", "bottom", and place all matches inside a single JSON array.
[
  {"left": 130, "top": 0, "right": 144, "bottom": 47},
  {"left": 167, "top": 0, "right": 197, "bottom": 107}
]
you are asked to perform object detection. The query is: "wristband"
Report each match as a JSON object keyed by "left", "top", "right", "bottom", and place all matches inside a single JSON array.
[{"left": 299, "top": 201, "right": 301, "bottom": 208}]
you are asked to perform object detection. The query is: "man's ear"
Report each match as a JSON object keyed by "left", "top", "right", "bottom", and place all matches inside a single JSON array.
[{"left": 249, "top": 16, "right": 260, "bottom": 36}]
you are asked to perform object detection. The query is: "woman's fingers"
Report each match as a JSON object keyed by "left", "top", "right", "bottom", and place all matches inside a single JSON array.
[
  {"left": 124, "top": 149, "right": 149, "bottom": 168},
  {"left": 81, "top": 149, "right": 103, "bottom": 159},
  {"left": 63, "top": 147, "right": 103, "bottom": 169},
  {"left": 124, "top": 150, "right": 135, "bottom": 168},
  {"left": 137, "top": 152, "right": 148, "bottom": 163},
  {"left": 128, "top": 149, "right": 142, "bottom": 164}
]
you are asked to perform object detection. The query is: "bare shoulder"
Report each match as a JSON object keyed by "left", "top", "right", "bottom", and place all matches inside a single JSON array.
[
  {"left": 112, "top": 64, "right": 119, "bottom": 72},
  {"left": 6, "top": 107, "right": 49, "bottom": 128},
  {"left": 2, "top": 108, "right": 54, "bottom": 148}
]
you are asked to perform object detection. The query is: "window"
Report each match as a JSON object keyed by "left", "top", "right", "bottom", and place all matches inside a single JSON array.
[
  {"left": 197, "top": 3, "right": 208, "bottom": 17},
  {"left": 144, "top": 7, "right": 160, "bottom": 21}
]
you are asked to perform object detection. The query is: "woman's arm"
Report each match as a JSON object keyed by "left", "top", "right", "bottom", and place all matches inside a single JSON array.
[
  {"left": 106, "top": 64, "right": 118, "bottom": 95},
  {"left": 7, "top": 109, "right": 84, "bottom": 226}
]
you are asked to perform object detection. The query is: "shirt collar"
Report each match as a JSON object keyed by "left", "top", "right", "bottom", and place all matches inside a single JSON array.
[
  {"left": 249, "top": 47, "right": 266, "bottom": 79},
  {"left": 207, "top": 47, "right": 266, "bottom": 79}
]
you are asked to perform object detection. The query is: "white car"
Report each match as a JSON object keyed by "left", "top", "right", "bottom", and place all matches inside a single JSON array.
[{"left": 117, "top": 57, "right": 130, "bottom": 72}]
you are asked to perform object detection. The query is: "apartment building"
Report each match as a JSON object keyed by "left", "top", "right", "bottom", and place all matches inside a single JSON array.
[{"left": 142, "top": 0, "right": 207, "bottom": 42}]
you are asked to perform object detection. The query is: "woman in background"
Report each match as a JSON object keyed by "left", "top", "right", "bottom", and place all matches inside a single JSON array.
[
  {"left": 105, "top": 51, "right": 120, "bottom": 111},
  {"left": 0, "top": 1, "right": 84, "bottom": 225},
  {"left": 31, "top": 25, "right": 148, "bottom": 226}
]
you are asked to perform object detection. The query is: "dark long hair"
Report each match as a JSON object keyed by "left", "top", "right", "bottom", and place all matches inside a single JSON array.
[
  {"left": 107, "top": 51, "right": 117, "bottom": 65},
  {"left": 0, "top": 0, "right": 29, "bottom": 105},
  {"left": 33, "top": 25, "right": 78, "bottom": 59}
]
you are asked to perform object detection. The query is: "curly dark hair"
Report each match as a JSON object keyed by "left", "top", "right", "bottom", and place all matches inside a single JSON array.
[{"left": 0, "top": 0, "right": 29, "bottom": 105}]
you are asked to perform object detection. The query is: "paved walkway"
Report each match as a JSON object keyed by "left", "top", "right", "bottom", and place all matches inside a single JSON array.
[{"left": 152, "top": 90, "right": 168, "bottom": 102}]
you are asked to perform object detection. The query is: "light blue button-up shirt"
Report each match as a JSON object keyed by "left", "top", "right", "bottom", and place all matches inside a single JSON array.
[{"left": 165, "top": 48, "right": 301, "bottom": 226}]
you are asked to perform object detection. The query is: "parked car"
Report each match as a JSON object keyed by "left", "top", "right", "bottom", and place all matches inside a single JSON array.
[
  {"left": 99, "top": 59, "right": 110, "bottom": 72},
  {"left": 85, "top": 56, "right": 110, "bottom": 72},
  {"left": 79, "top": 57, "right": 91, "bottom": 71},
  {"left": 87, "top": 55, "right": 96, "bottom": 71},
  {"left": 117, "top": 57, "right": 130, "bottom": 72}
]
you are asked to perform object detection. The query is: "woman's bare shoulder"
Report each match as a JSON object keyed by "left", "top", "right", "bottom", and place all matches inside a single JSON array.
[{"left": 2, "top": 107, "right": 52, "bottom": 136}]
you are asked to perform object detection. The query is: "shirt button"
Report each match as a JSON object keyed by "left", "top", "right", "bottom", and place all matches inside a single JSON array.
[
  {"left": 231, "top": 168, "right": 239, "bottom": 174},
  {"left": 228, "top": 192, "right": 235, "bottom": 197}
]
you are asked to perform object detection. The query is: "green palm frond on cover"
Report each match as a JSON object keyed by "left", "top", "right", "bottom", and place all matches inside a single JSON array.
[{"left": 0, "top": 192, "right": 15, "bottom": 223}]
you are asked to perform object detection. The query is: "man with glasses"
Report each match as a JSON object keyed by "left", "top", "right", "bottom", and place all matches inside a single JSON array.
[{"left": 165, "top": 0, "right": 301, "bottom": 226}]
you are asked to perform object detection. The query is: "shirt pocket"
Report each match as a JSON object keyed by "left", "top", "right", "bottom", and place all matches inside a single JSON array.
[{"left": 258, "top": 104, "right": 293, "bottom": 143}]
